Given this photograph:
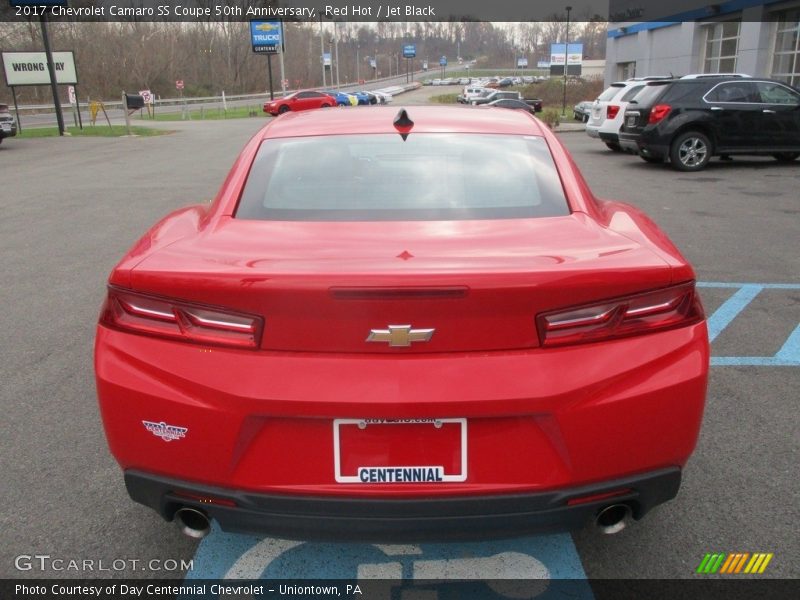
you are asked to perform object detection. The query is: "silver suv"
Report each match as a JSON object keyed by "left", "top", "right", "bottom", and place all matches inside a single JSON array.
[{"left": 0, "top": 104, "right": 17, "bottom": 145}]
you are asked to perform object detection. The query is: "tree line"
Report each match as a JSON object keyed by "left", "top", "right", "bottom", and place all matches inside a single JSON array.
[{"left": 0, "top": 19, "right": 607, "bottom": 104}]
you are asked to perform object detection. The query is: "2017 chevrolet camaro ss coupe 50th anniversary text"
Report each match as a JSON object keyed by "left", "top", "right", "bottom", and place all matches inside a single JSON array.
[{"left": 95, "top": 106, "right": 709, "bottom": 542}]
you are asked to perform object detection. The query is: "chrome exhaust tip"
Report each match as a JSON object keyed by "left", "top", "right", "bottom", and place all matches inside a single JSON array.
[
  {"left": 595, "top": 504, "right": 632, "bottom": 535},
  {"left": 174, "top": 507, "right": 211, "bottom": 539}
]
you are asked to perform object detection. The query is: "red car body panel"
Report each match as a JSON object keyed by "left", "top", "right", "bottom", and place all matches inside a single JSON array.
[
  {"left": 96, "top": 106, "right": 708, "bottom": 539},
  {"left": 262, "top": 91, "right": 335, "bottom": 116}
]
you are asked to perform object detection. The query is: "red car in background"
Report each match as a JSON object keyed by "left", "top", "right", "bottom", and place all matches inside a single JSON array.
[
  {"left": 263, "top": 90, "right": 334, "bottom": 116},
  {"left": 95, "top": 106, "right": 708, "bottom": 542}
]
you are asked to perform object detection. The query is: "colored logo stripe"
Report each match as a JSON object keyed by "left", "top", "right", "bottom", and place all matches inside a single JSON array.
[
  {"left": 697, "top": 553, "right": 726, "bottom": 574},
  {"left": 744, "top": 553, "right": 773, "bottom": 574},
  {"left": 697, "top": 553, "right": 773, "bottom": 574}
]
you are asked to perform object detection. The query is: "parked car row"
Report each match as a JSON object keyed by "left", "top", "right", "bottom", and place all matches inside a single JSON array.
[
  {"left": 263, "top": 89, "right": 392, "bottom": 116},
  {"left": 585, "top": 74, "right": 800, "bottom": 171},
  {"left": 458, "top": 86, "right": 543, "bottom": 113},
  {"left": 424, "top": 75, "right": 546, "bottom": 87}
]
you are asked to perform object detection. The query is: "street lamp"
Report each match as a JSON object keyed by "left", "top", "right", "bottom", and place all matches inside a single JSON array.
[
  {"left": 562, "top": 5, "right": 572, "bottom": 118},
  {"left": 319, "top": 16, "right": 326, "bottom": 87},
  {"left": 356, "top": 44, "right": 360, "bottom": 83}
]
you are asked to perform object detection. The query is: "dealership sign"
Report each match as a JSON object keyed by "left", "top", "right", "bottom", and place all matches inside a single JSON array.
[
  {"left": 2, "top": 51, "right": 78, "bottom": 86},
  {"left": 549, "top": 43, "right": 583, "bottom": 65},
  {"left": 250, "top": 20, "right": 282, "bottom": 53}
]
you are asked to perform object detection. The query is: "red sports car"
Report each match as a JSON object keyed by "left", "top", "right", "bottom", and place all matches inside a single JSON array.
[
  {"left": 95, "top": 106, "right": 709, "bottom": 541},
  {"left": 262, "top": 90, "right": 334, "bottom": 116}
]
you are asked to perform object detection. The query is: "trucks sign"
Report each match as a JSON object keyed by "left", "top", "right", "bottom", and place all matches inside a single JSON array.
[{"left": 250, "top": 20, "right": 282, "bottom": 54}]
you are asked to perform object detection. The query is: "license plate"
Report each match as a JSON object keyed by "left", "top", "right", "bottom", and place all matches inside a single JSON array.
[
  {"left": 1, "top": 124, "right": 10, "bottom": 132},
  {"left": 333, "top": 418, "right": 467, "bottom": 483}
]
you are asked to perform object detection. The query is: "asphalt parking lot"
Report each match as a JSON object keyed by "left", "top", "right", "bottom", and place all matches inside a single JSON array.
[{"left": 1, "top": 101, "right": 797, "bottom": 591}]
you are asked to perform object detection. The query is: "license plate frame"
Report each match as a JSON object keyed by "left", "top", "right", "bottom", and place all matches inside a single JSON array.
[{"left": 333, "top": 418, "right": 467, "bottom": 483}]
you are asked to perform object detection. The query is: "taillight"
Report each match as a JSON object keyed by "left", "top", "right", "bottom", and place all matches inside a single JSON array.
[
  {"left": 606, "top": 105, "right": 620, "bottom": 119},
  {"left": 648, "top": 104, "right": 672, "bottom": 124},
  {"left": 536, "top": 282, "right": 704, "bottom": 347},
  {"left": 100, "top": 287, "right": 263, "bottom": 349}
]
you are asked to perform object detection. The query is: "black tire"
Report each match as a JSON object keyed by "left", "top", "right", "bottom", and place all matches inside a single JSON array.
[
  {"left": 669, "top": 131, "right": 712, "bottom": 171},
  {"left": 773, "top": 152, "right": 799, "bottom": 162},
  {"left": 640, "top": 155, "right": 662, "bottom": 164},
  {"left": 583, "top": 114, "right": 589, "bottom": 123},
  {"left": 277, "top": 105, "right": 290, "bottom": 114},
  {"left": 320, "top": 103, "right": 331, "bottom": 108},
  {"left": 605, "top": 142, "right": 623, "bottom": 152}
]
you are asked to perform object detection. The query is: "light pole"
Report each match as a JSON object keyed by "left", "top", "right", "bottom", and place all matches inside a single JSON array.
[
  {"left": 319, "top": 17, "right": 326, "bottom": 87},
  {"left": 562, "top": 5, "right": 572, "bottom": 118},
  {"left": 356, "top": 44, "right": 360, "bottom": 83},
  {"left": 333, "top": 22, "right": 340, "bottom": 89}
]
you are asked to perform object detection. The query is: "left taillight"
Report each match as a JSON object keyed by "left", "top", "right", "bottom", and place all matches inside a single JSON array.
[
  {"left": 100, "top": 287, "right": 263, "bottom": 350},
  {"left": 648, "top": 104, "right": 672, "bottom": 124},
  {"left": 536, "top": 282, "right": 704, "bottom": 347}
]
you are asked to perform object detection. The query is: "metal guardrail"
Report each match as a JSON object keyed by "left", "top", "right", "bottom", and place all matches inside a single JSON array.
[{"left": 12, "top": 70, "right": 427, "bottom": 114}]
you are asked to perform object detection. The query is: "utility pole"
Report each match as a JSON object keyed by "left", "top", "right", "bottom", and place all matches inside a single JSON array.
[
  {"left": 562, "top": 5, "right": 572, "bottom": 118},
  {"left": 40, "top": 14, "right": 65, "bottom": 136},
  {"left": 320, "top": 17, "right": 326, "bottom": 87}
]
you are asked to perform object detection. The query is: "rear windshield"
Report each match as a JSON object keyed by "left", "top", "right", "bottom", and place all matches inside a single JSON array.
[
  {"left": 235, "top": 134, "right": 570, "bottom": 221},
  {"left": 628, "top": 82, "right": 672, "bottom": 106},
  {"left": 620, "top": 85, "right": 645, "bottom": 102},
  {"left": 598, "top": 84, "right": 625, "bottom": 101}
]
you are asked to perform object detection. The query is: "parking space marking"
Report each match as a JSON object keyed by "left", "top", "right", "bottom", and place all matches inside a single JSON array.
[
  {"left": 185, "top": 522, "right": 592, "bottom": 598},
  {"left": 698, "top": 282, "right": 800, "bottom": 366},
  {"left": 701, "top": 283, "right": 764, "bottom": 342}
]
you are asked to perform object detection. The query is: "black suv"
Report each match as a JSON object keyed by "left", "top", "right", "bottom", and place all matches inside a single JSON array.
[
  {"left": 619, "top": 77, "right": 800, "bottom": 171},
  {"left": 0, "top": 103, "right": 17, "bottom": 145}
]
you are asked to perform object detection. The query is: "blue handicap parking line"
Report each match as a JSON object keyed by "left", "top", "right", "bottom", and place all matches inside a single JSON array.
[
  {"left": 698, "top": 282, "right": 800, "bottom": 366},
  {"left": 186, "top": 521, "right": 593, "bottom": 598}
]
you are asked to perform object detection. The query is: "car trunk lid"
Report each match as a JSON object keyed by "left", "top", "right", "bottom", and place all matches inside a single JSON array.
[{"left": 129, "top": 215, "right": 674, "bottom": 353}]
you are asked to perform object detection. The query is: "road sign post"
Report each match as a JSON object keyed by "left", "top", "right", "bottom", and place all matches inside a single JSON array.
[{"left": 250, "top": 21, "right": 283, "bottom": 101}]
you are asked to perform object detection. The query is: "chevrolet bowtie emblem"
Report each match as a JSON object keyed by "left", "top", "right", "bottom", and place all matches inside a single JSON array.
[{"left": 367, "top": 325, "right": 435, "bottom": 347}]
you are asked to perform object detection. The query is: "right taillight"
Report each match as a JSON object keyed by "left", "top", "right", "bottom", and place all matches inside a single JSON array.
[
  {"left": 536, "top": 282, "right": 704, "bottom": 347},
  {"left": 100, "top": 287, "right": 263, "bottom": 349},
  {"left": 606, "top": 104, "right": 620, "bottom": 119},
  {"left": 648, "top": 104, "right": 672, "bottom": 124}
]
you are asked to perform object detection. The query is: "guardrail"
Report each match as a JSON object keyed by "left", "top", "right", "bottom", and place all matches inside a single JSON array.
[{"left": 11, "top": 70, "right": 427, "bottom": 115}]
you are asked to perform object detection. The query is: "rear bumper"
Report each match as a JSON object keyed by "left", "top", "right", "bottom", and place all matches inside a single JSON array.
[
  {"left": 599, "top": 131, "right": 619, "bottom": 144},
  {"left": 585, "top": 124, "right": 601, "bottom": 138},
  {"left": 126, "top": 467, "right": 682, "bottom": 542},
  {"left": 619, "top": 133, "right": 669, "bottom": 158}
]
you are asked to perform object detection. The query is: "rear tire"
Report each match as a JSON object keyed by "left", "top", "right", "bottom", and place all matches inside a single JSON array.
[
  {"left": 605, "top": 142, "right": 623, "bottom": 152},
  {"left": 773, "top": 152, "right": 799, "bottom": 162},
  {"left": 321, "top": 103, "right": 331, "bottom": 108},
  {"left": 670, "top": 131, "right": 711, "bottom": 171}
]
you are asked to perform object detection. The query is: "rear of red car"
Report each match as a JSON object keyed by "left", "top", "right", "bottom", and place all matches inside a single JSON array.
[{"left": 95, "top": 107, "right": 708, "bottom": 541}]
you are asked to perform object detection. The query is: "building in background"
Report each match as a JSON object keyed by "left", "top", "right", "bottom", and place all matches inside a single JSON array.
[{"left": 605, "top": 1, "right": 800, "bottom": 85}]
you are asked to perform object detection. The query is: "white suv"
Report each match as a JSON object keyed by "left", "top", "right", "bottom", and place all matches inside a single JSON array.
[{"left": 586, "top": 77, "right": 673, "bottom": 151}]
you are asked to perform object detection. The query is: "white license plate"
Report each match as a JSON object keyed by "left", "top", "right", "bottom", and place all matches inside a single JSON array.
[
  {"left": 333, "top": 418, "right": 467, "bottom": 484},
  {"left": 1, "top": 124, "right": 10, "bottom": 132}
]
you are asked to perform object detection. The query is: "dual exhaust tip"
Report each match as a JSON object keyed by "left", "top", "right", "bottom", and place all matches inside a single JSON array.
[
  {"left": 173, "top": 503, "right": 633, "bottom": 539},
  {"left": 174, "top": 507, "right": 211, "bottom": 539},
  {"left": 595, "top": 504, "right": 633, "bottom": 535}
]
